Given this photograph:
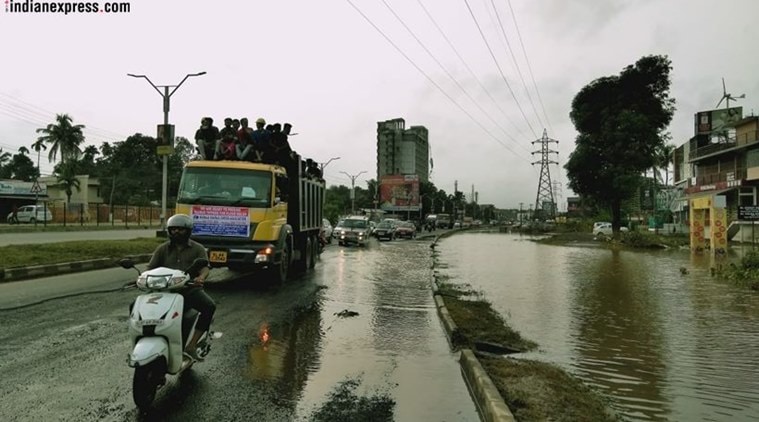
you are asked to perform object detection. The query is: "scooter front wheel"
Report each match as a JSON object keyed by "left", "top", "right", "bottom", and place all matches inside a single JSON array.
[{"left": 133, "top": 361, "right": 164, "bottom": 410}]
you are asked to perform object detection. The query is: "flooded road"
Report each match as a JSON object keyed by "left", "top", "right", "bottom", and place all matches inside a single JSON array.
[
  {"left": 295, "top": 238, "right": 479, "bottom": 421},
  {"left": 436, "top": 231, "right": 759, "bottom": 421},
  {"left": 0, "top": 236, "right": 478, "bottom": 421}
]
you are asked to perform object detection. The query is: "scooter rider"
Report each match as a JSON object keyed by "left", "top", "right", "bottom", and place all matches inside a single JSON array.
[{"left": 146, "top": 213, "right": 215, "bottom": 361}]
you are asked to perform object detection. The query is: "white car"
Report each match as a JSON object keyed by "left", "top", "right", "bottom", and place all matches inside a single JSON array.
[
  {"left": 321, "top": 218, "right": 334, "bottom": 243},
  {"left": 7, "top": 205, "right": 54, "bottom": 224},
  {"left": 594, "top": 222, "right": 629, "bottom": 236}
]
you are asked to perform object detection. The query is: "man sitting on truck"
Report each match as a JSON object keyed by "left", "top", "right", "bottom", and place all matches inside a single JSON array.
[{"left": 195, "top": 117, "right": 219, "bottom": 160}]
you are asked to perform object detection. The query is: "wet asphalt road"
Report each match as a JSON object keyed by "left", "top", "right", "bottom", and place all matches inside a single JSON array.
[{"left": 0, "top": 235, "right": 477, "bottom": 421}]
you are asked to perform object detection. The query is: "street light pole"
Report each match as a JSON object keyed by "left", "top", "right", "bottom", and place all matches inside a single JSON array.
[
  {"left": 319, "top": 156, "right": 341, "bottom": 173},
  {"left": 127, "top": 71, "right": 206, "bottom": 236},
  {"left": 340, "top": 170, "right": 366, "bottom": 215}
]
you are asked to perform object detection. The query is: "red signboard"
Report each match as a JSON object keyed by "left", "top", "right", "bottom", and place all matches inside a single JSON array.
[{"left": 379, "top": 174, "right": 420, "bottom": 211}]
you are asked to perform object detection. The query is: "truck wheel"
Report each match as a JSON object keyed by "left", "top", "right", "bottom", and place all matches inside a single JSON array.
[
  {"left": 299, "top": 237, "right": 312, "bottom": 271},
  {"left": 272, "top": 238, "right": 291, "bottom": 285},
  {"left": 309, "top": 235, "right": 318, "bottom": 268}
]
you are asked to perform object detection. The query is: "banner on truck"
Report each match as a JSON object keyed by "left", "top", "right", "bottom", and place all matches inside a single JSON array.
[{"left": 379, "top": 174, "right": 420, "bottom": 212}]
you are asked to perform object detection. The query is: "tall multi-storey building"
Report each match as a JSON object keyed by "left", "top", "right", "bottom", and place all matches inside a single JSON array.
[{"left": 376, "top": 118, "right": 429, "bottom": 183}]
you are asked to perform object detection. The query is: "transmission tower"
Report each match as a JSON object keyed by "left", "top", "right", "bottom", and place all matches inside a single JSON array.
[{"left": 531, "top": 129, "right": 559, "bottom": 219}]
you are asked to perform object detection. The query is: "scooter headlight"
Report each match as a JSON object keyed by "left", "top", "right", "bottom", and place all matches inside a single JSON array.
[{"left": 145, "top": 275, "right": 169, "bottom": 289}]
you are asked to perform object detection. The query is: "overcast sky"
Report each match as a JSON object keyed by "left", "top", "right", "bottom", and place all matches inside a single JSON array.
[{"left": 1, "top": 0, "right": 758, "bottom": 209}]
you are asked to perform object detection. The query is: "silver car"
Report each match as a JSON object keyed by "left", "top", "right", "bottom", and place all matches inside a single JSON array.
[
  {"left": 7, "top": 205, "right": 54, "bottom": 224},
  {"left": 337, "top": 216, "right": 371, "bottom": 246}
]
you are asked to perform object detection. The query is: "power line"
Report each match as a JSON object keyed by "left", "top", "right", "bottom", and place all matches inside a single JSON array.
[
  {"left": 379, "top": 0, "right": 524, "bottom": 150},
  {"left": 505, "top": 0, "right": 553, "bottom": 134},
  {"left": 344, "top": 0, "right": 523, "bottom": 158},
  {"left": 0, "top": 92, "right": 128, "bottom": 140},
  {"left": 490, "top": 0, "right": 543, "bottom": 131},
  {"left": 414, "top": 0, "right": 531, "bottom": 151},
  {"left": 463, "top": 0, "right": 538, "bottom": 139}
]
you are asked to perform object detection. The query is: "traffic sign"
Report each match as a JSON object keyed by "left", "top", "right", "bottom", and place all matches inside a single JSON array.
[{"left": 30, "top": 180, "right": 42, "bottom": 194}]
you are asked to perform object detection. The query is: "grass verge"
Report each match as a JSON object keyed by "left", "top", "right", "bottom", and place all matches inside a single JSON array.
[
  {"left": 435, "top": 278, "right": 621, "bottom": 421},
  {"left": 1, "top": 237, "right": 164, "bottom": 269},
  {"left": 479, "top": 356, "right": 621, "bottom": 422}
]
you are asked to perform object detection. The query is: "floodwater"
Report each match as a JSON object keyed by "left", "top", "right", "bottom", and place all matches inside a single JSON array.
[
  {"left": 293, "top": 239, "right": 480, "bottom": 421},
  {"left": 436, "top": 231, "right": 759, "bottom": 421}
]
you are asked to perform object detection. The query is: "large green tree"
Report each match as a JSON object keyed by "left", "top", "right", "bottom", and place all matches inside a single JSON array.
[
  {"left": 565, "top": 55, "right": 676, "bottom": 235},
  {"left": 35, "top": 114, "right": 86, "bottom": 164},
  {"left": 0, "top": 149, "right": 38, "bottom": 181}
]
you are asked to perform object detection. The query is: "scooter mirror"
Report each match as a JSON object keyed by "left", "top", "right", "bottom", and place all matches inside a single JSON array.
[{"left": 118, "top": 258, "right": 136, "bottom": 269}]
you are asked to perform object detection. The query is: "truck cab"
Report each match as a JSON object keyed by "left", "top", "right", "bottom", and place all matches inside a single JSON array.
[{"left": 175, "top": 156, "right": 324, "bottom": 284}]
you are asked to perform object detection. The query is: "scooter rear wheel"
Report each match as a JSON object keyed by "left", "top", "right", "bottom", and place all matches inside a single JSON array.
[{"left": 133, "top": 361, "right": 163, "bottom": 410}]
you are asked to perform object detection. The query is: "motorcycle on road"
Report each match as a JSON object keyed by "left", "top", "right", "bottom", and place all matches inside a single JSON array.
[{"left": 119, "top": 257, "right": 222, "bottom": 410}]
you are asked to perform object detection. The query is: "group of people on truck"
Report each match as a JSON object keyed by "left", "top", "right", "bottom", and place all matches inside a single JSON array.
[
  {"left": 194, "top": 116, "right": 325, "bottom": 182},
  {"left": 194, "top": 116, "right": 294, "bottom": 166}
]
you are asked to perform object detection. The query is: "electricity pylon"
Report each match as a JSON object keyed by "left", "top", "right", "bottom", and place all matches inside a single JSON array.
[{"left": 532, "top": 129, "right": 559, "bottom": 220}]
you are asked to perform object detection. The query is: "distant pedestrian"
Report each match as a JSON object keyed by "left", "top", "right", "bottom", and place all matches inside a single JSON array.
[{"left": 10, "top": 203, "right": 19, "bottom": 224}]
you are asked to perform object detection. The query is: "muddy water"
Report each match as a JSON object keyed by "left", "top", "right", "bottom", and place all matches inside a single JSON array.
[
  {"left": 294, "top": 240, "right": 479, "bottom": 421},
  {"left": 437, "top": 231, "right": 759, "bottom": 421}
]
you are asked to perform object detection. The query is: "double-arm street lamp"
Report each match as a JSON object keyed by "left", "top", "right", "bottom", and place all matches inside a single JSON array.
[
  {"left": 340, "top": 170, "right": 366, "bottom": 215},
  {"left": 127, "top": 71, "right": 206, "bottom": 235},
  {"left": 319, "top": 156, "right": 341, "bottom": 173}
]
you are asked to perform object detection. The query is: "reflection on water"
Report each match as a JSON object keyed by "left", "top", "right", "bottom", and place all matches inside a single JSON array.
[
  {"left": 245, "top": 302, "right": 324, "bottom": 408},
  {"left": 438, "top": 232, "right": 759, "bottom": 421}
]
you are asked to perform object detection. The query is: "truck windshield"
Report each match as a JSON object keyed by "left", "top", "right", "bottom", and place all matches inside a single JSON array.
[{"left": 177, "top": 167, "right": 273, "bottom": 208}]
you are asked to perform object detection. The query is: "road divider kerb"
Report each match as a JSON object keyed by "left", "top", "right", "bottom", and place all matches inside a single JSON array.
[
  {"left": 430, "top": 235, "right": 516, "bottom": 422},
  {"left": 0, "top": 254, "right": 153, "bottom": 283}
]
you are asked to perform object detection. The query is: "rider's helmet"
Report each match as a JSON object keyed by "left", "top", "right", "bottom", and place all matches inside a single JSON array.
[{"left": 167, "top": 213, "right": 193, "bottom": 244}]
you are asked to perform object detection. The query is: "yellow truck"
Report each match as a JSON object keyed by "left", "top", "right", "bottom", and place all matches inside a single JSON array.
[{"left": 174, "top": 154, "right": 324, "bottom": 284}]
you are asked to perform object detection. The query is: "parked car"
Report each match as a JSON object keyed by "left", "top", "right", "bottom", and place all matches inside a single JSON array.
[
  {"left": 373, "top": 220, "right": 397, "bottom": 241},
  {"left": 6, "top": 205, "right": 54, "bottom": 224},
  {"left": 594, "top": 222, "right": 629, "bottom": 237},
  {"left": 321, "top": 218, "right": 334, "bottom": 243},
  {"left": 395, "top": 221, "right": 417, "bottom": 239},
  {"left": 337, "top": 215, "right": 371, "bottom": 246},
  {"left": 593, "top": 221, "right": 611, "bottom": 233}
]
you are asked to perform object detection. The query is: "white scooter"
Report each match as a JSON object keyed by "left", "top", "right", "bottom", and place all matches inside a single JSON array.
[{"left": 119, "top": 257, "right": 221, "bottom": 410}]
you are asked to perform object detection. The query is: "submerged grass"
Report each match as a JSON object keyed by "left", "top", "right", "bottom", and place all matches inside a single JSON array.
[
  {"left": 479, "top": 356, "right": 622, "bottom": 422},
  {"left": 435, "top": 266, "right": 621, "bottom": 421},
  {"left": 0, "top": 237, "right": 164, "bottom": 269},
  {"left": 438, "top": 281, "right": 536, "bottom": 352}
]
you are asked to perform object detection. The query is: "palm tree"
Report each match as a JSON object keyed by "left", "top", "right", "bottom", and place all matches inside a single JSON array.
[
  {"left": 31, "top": 138, "right": 48, "bottom": 177},
  {"left": 55, "top": 161, "right": 81, "bottom": 204},
  {"left": 35, "top": 114, "right": 85, "bottom": 164},
  {"left": 17, "top": 146, "right": 29, "bottom": 156}
]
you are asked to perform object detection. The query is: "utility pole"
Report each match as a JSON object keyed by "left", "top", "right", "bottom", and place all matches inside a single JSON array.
[
  {"left": 128, "top": 71, "right": 206, "bottom": 236},
  {"left": 341, "top": 170, "right": 366, "bottom": 215},
  {"left": 532, "top": 129, "right": 559, "bottom": 220}
]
